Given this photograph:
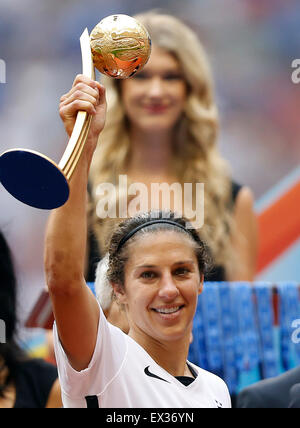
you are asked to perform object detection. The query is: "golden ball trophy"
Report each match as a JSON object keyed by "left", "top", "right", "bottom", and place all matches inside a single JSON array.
[{"left": 0, "top": 15, "right": 151, "bottom": 209}]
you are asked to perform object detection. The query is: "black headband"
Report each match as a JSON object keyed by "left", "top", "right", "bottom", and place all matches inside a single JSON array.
[{"left": 116, "top": 219, "right": 192, "bottom": 252}]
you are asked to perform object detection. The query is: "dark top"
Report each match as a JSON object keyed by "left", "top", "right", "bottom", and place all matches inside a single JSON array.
[
  {"left": 86, "top": 181, "right": 243, "bottom": 283},
  {"left": 204, "top": 181, "right": 242, "bottom": 282},
  {"left": 176, "top": 362, "right": 198, "bottom": 386},
  {"left": 289, "top": 383, "right": 300, "bottom": 409},
  {"left": 236, "top": 366, "right": 300, "bottom": 408},
  {"left": 12, "top": 358, "right": 58, "bottom": 408}
]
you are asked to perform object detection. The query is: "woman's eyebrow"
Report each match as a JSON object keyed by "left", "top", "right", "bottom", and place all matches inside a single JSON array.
[
  {"left": 135, "top": 260, "right": 195, "bottom": 270},
  {"left": 173, "top": 260, "right": 195, "bottom": 266},
  {"left": 138, "top": 67, "right": 182, "bottom": 75},
  {"left": 135, "top": 264, "right": 157, "bottom": 269}
]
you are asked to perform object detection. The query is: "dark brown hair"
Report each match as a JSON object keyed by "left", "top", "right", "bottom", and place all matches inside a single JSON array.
[{"left": 106, "top": 211, "right": 212, "bottom": 289}]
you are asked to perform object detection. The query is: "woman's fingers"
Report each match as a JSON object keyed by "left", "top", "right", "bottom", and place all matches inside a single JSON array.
[
  {"left": 59, "top": 74, "right": 106, "bottom": 137},
  {"left": 60, "top": 75, "right": 102, "bottom": 112},
  {"left": 71, "top": 74, "right": 103, "bottom": 99},
  {"left": 61, "top": 85, "right": 99, "bottom": 106},
  {"left": 60, "top": 91, "right": 98, "bottom": 112},
  {"left": 72, "top": 73, "right": 100, "bottom": 89},
  {"left": 59, "top": 99, "right": 96, "bottom": 118}
]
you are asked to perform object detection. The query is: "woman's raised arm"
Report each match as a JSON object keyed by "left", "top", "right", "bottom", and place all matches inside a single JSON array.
[{"left": 44, "top": 75, "right": 106, "bottom": 371}]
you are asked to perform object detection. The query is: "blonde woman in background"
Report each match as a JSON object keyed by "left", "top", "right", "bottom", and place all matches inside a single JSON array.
[{"left": 60, "top": 11, "right": 258, "bottom": 327}]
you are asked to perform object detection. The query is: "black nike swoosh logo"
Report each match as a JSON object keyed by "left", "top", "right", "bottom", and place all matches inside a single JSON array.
[{"left": 144, "top": 366, "right": 170, "bottom": 383}]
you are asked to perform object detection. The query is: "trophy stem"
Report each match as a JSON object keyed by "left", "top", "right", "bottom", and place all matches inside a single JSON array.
[
  {"left": 62, "top": 114, "right": 92, "bottom": 180},
  {"left": 58, "top": 28, "right": 95, "bottom": 180}
]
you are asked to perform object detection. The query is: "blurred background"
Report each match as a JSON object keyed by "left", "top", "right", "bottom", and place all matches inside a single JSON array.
[{"left": 0, "top": 0, "right": 299, "bottom": 345}]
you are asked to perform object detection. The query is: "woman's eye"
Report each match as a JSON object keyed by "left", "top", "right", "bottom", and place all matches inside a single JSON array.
[
  {"left": 132, "top": 72, "right": 148, "bottom": 79},
  {"left": 140, "top": 271, "right": 156, "bottom": 279},
  {"left": 132, "top": 73, "right": 183, "bottom": 81},
  {"left": 163, "top": 73, "right": 183, "bottom": 81},
  {"left": 174, "top": 268, "right": 190, "bottom": 276}
]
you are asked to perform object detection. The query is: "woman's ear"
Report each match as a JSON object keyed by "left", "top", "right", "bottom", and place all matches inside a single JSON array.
[
  {"left": 111, "top": 282, "right": 128, "bottom": 305},
  {"left": 198, "top": 274, "right": 204, "bottom": 295}
]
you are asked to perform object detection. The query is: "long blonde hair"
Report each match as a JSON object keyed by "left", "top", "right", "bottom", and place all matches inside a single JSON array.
[{"left": 89, "top": 11, "right": 235, "bottom": 276}]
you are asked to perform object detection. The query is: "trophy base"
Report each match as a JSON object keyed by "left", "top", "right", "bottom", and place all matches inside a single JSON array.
[{"left": 0, "top": 149, "right": 69, "bottom": 210}]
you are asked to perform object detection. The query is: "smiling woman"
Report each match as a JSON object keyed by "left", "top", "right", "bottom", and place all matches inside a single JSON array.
[
  {"left": 46, "top": 22, "right": 231, "bottom": 406},
  {"left": 45, "top": 133, "right": 231, "bottom": 407},
  {"left": 106, "top": 213, "right": 208, "bottom": 348},
  {"left": 119, "top": 44, "right": 187, "bottom": 133},
  {"left": 49, "top": 211, "right": 231, "bottom": 408},
  {"left": 88, "top": 11, "right": 258, "bottom": 287}
]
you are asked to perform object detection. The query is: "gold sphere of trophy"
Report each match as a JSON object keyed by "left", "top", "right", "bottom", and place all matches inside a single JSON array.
[
  {"left": 91, "top": 14, "right": 151, "bottom": 79},
  {"left": 0, "top": 15, "right": 151, "bottom": 209}
]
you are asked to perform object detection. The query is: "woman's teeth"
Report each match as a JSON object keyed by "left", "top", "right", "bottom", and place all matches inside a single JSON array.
[{"left": 154, "top": 306, "right": 180, "bottom": 314}]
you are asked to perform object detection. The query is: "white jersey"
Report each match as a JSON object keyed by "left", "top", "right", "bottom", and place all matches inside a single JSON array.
[{"left": 53, "top": 303, "right": 231, "bottom": 408}]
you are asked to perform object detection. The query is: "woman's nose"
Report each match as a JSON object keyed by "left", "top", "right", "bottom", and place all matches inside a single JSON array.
[
  {"left": 158, "top": 273, "right": 180, "bottom": 300},
  {"left": 147, "top": 77, "right": 164, "bottom": 98}
]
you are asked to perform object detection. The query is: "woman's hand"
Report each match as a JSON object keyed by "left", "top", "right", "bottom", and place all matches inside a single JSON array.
[{"left": 59, "top": 74, "right": 107, "bottom": 142}]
